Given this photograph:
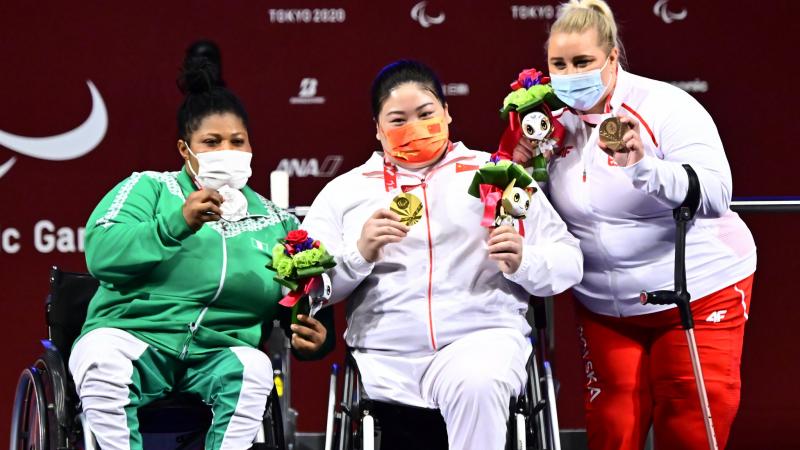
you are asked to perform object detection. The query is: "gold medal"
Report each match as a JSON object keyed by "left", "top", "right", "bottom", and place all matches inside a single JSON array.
[
  {"left": 390, "top": 193, "right": 423, "bottom": 226},
  {"left": 599, "top": 116, "right": 626, "bottom": 151}
]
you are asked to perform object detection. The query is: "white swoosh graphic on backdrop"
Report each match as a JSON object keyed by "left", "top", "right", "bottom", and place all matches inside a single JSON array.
[
  {"left": 0, "top": 157, "right": 16, "bottom": 178},
  {"left": 0, "top": 80, "right": 107, "bottom": 161}
]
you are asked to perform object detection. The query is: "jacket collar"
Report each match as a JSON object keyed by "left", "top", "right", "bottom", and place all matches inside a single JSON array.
[{"left": 607, "top": 65, "right": 633, "bottom": 115}]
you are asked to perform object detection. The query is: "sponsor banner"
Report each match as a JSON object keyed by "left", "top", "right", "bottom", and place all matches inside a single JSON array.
[
  {"left": 275, "top": 155, "right": 344, "bottom": 178},
  {"left": 290, "top": 78, "right": 326, "bottom": 105},
  {"left": 268, "top": 8, "right": 346, "bottom": 24},
  {"left": 443, "top": 83, "right": 470, "bottom": 96},
  {"left": 510, "top": 4, "right": 556, "bottom": 20},
  {"left": 668, "top": 79, "right": 709, "bottom": 93},
  {"left": 0, "top": 221, "right": 85, "bottom": 254}
]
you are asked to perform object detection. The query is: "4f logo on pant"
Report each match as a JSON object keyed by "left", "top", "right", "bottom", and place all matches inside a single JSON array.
[{"left": 705, "top": 310, "right": 727, "bottom": 323}]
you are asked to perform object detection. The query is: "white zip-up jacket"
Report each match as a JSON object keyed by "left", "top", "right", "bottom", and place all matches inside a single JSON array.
[
  {"left": 547, "top": 67, "right": 756, "bottom": 317},
  {"left": 302, "top": 143, "right": 583, "bottom": 356}
]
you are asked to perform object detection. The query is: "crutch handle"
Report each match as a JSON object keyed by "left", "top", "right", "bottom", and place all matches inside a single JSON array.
[
  {"left": 641, "top": 290, "right": 694, "bottom": 330},
  {"left": 640, "top": 290, "right": 681, "bottom": 306}
]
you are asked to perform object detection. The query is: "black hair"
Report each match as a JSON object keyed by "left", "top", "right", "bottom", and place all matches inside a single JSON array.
[
  {"left": 185, "top": 39, "right": 225, "bottom": 87},
  {"left": 176, "top": 41, "right": 248, "bottom": 141},
  {"left": 370, "top": 60, "right": 446, "bottom": 119}
]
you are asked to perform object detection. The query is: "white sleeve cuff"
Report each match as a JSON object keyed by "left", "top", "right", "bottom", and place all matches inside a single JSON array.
[
  {"left": 503, "top": 245, "right": 532, "bottom": 284},
  {"left": 621, "top": 154, "right": 655, "bottom": 185},
  {"left": 342, "top": 240, "right": 375, "bottom": 276}
]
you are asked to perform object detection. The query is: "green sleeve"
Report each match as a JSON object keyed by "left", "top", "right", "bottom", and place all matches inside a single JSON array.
[{"left": 84, "top": 173, "right": 194, "bottom": 284}]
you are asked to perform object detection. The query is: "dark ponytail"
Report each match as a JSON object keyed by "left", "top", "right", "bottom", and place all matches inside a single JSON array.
[
  {"left": 176, "top": 41, "right": 248, "bottom": 141},
  {"left": 370, "top": 60, "right": 446, "bottom": 119}
]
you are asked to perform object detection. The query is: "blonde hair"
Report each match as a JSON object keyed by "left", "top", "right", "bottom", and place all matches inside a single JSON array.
[{"left": 550, "top": 0, "right": 626, "bottom": 63}]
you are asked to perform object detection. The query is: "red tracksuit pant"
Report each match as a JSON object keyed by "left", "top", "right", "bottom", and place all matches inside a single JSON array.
[{"left": 576, "top": 274, "right": 754, "bottom": 450}]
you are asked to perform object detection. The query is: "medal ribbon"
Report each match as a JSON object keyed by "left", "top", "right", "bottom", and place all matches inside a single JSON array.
[
  {"left": 478, "top": 184, "right": 503, "bottom": 227},
  {"left": 493, "top": 111, "right": 522, "bottom": 161}
]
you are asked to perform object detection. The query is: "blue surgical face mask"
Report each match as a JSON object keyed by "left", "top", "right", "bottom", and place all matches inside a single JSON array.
[{"left": 550, "top": 58, "right": 611, "bottom": 112}]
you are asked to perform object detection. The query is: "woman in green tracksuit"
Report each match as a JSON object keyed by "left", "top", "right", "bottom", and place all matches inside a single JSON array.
[{"left": 68, "top": 57, "right": 333, "bottom": 450}]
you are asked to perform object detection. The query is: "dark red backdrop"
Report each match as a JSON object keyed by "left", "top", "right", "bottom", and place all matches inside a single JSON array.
[{"left": 1, "top": 1, "right": 798, "bottom": 447}]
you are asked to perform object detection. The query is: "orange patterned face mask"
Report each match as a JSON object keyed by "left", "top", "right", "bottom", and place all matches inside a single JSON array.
[{"left": 384, "top": 116, "right": 449, "bottom": 163}]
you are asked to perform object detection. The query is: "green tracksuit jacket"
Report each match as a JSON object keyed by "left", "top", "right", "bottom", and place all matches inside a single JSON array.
[{"left": 79, "top": 168, "right": 333, "bottom": 360}]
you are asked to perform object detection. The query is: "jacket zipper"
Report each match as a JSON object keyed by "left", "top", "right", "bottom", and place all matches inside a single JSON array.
[
  {"left": 180, "top": 225, "right": 229, "bottom": 359},
  {"left": 579, "top": 122, "right": 621, "bottom": 316},
  {"left": 375, "top": 149, "right": 475, "bottom": 351},
  {"left": 421, "top": 181, "right": 437, "bottom": 351}
]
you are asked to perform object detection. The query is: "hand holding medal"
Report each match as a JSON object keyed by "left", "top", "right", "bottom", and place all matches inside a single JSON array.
[
  {"left": 598, "top": 115, "right": 644, "bottom": 167},
  {"left": 357, "top": 208, "right": 411, "bottom": 263}
]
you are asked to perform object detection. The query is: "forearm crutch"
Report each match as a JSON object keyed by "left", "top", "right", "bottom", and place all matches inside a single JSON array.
[{"left": 640, "top": 165, "right": 718, "bottom": 450}]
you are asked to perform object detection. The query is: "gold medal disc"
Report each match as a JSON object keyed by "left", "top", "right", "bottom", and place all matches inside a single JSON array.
[
  {"left": 390, "top": 193, "right": 423, "bottom": 226},
  {"left": 599, "top": 117, "right": 626, "bottom": 151}
]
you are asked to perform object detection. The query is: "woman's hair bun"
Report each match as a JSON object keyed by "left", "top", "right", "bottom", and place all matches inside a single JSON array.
[{"left": 177, "top": 54, "right": 223, "bottom": 95}]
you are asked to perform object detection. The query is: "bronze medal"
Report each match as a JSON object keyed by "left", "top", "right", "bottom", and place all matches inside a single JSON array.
[
  {"left": 390, "top": 193, "right": 423, "bottom": 226},
  {"left": 599, "top": 116, "right": 625, "bottom": 151}
]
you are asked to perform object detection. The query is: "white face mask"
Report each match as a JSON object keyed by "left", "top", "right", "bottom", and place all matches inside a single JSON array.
[
  {"left": 185, "top": 144, "right": 252, "bottom": 190},
  {"left": 550, "top": 57, "right": 611, "bottom": 112},
  {"left": 185, "top": 144, "right": 252, "bottom": 221}
]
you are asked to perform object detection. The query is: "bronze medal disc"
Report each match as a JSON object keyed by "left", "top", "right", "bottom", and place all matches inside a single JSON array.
[
  {"left": 390, "top": 193, "right": 423, "bottom": 226},
  {"left": 599, "top": 116, "right": 625, "bottom": 151}
]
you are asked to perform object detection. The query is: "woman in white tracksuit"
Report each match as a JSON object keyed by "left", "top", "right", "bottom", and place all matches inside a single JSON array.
[
  {"left": 302, "top": 60, "right": 583, "bottom": 449},
  {"left": 512, "top": 2, "right": 757, "bottom": 449}
]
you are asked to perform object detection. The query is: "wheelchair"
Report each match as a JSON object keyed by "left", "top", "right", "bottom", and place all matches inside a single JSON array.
[
  {"left": 9, "top": 267, "right": 286, "bottom": 450},
  {"left": 323, "top": 298, "right": 561, "bottom": 450}
]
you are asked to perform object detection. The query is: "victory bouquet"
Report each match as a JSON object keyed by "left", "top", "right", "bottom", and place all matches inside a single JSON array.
[
  {"left": 468, "top": 159, "right": 536, "bottom": 233},
  {"left": 267, "top": 230, "right": 336, "bottom": 320},
  {"left": 498, "top": 68, "right": 567, "bottom": 182},
  {"left": 468, "top": 68, "right": 569, "bottom": 234}
]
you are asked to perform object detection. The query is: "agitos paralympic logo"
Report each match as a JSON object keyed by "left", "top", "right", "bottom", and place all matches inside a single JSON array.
[{"left": 0, "top": 81, "right": 108, "bottom": 180}]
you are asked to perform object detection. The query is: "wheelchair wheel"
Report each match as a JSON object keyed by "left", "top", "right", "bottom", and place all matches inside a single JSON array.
[
  {"left": 262, "top": 389, "right": 286, "bottom": 450},
  {"left": 10, "top": 367, "right": 49, "bottom": 450}
]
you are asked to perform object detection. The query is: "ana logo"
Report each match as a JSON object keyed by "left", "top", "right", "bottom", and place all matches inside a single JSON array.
[
  {"left": 653, "top": 0, "right": 687, "bottom": 24},
  {"left": 290, "top": 78, "right": 325, "bottom": 105},
  {"left": 0, "top": 81, "right": 107, "bottom": 179},
  {"left": 411, "top": 1, "right": 445, "bottom": 28},
  {"left": 275, "top": 155, "right": 343, "bottom": 177}
]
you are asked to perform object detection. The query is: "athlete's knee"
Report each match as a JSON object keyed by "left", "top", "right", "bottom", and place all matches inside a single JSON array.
[
  {"left": 69, "top": 328, "right": 142, "bottom": 395},
  {"left": 449, "top": 364, "right": 515, "bottom": 409},
  {"left": 228, "top": 347, "right": 274, "bottom": 392}
]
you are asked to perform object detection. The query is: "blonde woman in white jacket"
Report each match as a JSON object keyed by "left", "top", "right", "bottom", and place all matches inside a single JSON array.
[
  {"left": 513, "top": 1, "right": 757, "bottom": 449},
  {"left": 302, "top": 60, "right": 583, "bottom": 450}
]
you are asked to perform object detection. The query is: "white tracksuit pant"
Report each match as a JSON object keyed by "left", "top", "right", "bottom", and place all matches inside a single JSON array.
[
  {"left": 353, "top": 328, "right": 531, "bottom": 450},
  {"left": 69, "top": 327, "right": 274, "bottom": 450}
]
